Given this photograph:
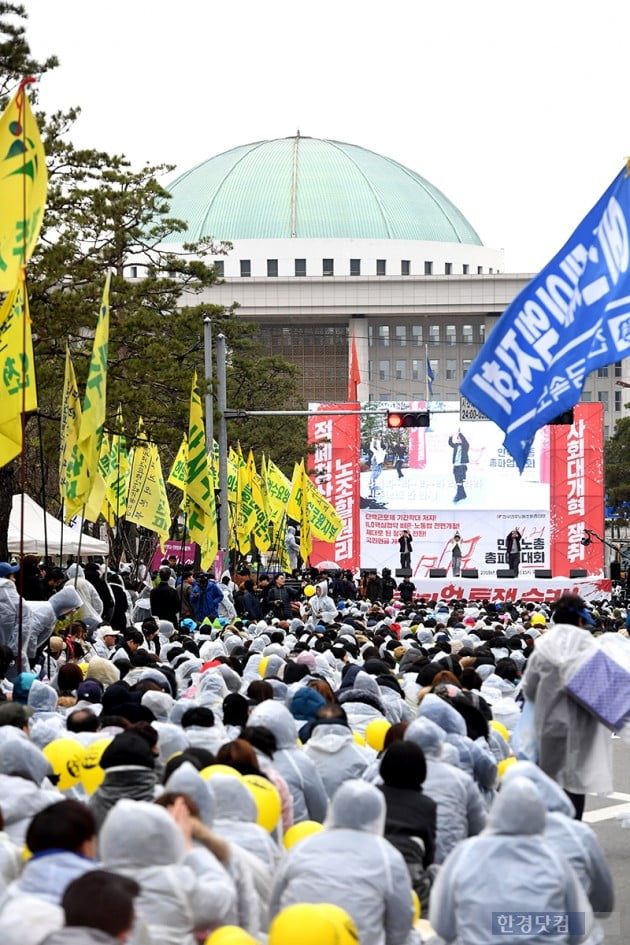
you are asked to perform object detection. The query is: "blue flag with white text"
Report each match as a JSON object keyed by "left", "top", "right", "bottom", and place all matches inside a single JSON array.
[{"left": 461, "top": 165, "right": 630, "bottom": 471}]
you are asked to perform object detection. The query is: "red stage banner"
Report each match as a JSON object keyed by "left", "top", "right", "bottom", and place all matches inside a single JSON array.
[
  {"left": 308, "top": 403, "right": 361, "bottom": 572},
  {"left": 549, "top": 403, "right": 605, "bottom": 577}
]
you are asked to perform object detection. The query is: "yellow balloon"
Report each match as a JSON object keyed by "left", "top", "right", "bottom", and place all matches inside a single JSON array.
[
  {"left": 352, "top": 730, "right": 366, "bottom": 747},
  {"left": 204, "top": 926, "right": 259, "bottom": 945},
  {"left": 269, "top": 903, "right": 359, "bottom": 945},
  {"left": 78, "top": 662, "right": 89, "bottom": 676},
  {"left": 258, "top": 656, "right": 269, "bottom": 678},
  {"left": 490, "top": 720, "right": 509, "bottom": 743},
  {"left": 497, "top": 756, "right": 518, "bottom": 780},
  {"left": 304, "top": 584, "right": 316, "bottom": 598},
  {"left": 79, "top": 737, "right": 112, "bottom": 795},
  {"left": 200, "top": 764, "right": 244, "bottom": 781},
  {"left": 42, "top": 738, "right": 83, "bottom": 791},
  {"left": 243, "top": 773, "right": 282, "bottom": 832},
  {"left": 411, "top": 890, "right": 421, "bottom": 923},
  {"left": 283, "top": 819, "right": 324, "bottom": 850},
  {"left": 365, "top": 718, "right": 391, "bottom": 752}
]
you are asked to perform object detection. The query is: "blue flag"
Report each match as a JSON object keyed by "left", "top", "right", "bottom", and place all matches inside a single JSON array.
[
  {"left": 461, "top": 165, "right": 630, "bottom": 471},
  {"left": 426, "top": 356, "right": 435, "bottom": 396}
]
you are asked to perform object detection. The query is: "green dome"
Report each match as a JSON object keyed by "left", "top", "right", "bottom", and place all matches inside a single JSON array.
[{"left": 165, "top": 136, "right": 482, "bottom": 244}]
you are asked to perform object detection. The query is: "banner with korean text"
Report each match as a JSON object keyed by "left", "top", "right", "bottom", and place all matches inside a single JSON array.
[{"left": 308, "top": 403, "right": 360, "bottom": 571}]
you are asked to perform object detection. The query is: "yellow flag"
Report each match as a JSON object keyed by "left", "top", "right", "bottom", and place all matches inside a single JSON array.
[
  {"left": 266, "top": 458, "right": 292, "bottom": 525},
  {"left": 187, "top": 372, "right": 217, "bottom": 569},
  {"left": 168, "top": 435, "right": 188, "bottom": 498},
  {"left": 247, "top": 450, "right": 270, "bottom": 552},
  {"left": 300, "top": 462, "right": 312, "bottom": 562},
  {"left": 59, "top": 345, "right": 81, "bottom": 502},
  {"left": 307, "top": 479, "right": 344, "bottom": 542},
  {"left": 105, "top": 405, "right": 130, "bottom": 519},
  {"left": 0, "top": 81, "right": 48, "bottom": 291},
  {"left": 287, "top": 462, "right": 303, "bottom": 521},
  {"left": 0, "top": 274, "right": 38, "bottom": 467},
  {"left": 236, "top": 449, "right": 257, "bottom": 553},
  {"left": 75, "top": 273, "right": 110, "bottom": 511},
  {"left": 126, "top": 420, "right": 171, "bottom": 548},
  {"left": 97, "top": 434, "right": 115, "bottom": 526}
]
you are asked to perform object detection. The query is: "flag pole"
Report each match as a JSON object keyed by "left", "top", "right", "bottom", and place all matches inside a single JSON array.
[
  {"left": 36, "top": 410, "right": 49, "bottom": 566},
  {"left": 425, "top": 343, "right": 429, "bottom": 402}
]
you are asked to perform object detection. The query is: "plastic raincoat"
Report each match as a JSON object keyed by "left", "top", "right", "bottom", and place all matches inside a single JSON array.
[
  {"left": 522, "top": 623, "right": 613, "bottom": 794},
  {"left": 429, "top": 776, "right": 593, "bottom": 944},
  {"left": 270, "top": 779, "right": 414, "bottom": 945},
  {"left": 248, "top": 701, "right": 328, "bottom": 823},
  {"left": 99, "top": 799, "right": 236, "bottom": 945},
  {"left": 404, "top": 717, "right": 486, "bottom": 863},
  {"left": 304, "top": 721, "right": 372, "bottom": 799}
]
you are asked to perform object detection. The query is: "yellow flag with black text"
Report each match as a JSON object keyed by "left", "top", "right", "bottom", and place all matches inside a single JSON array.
[
  {"left": 0, "top": 274, "right": 37, "bottom": 467},
  {"left": 105, "top": 405, "right": 130, "bottom": 519},
  {"left": 187, "top": 373, "right": 217, "bottom": 569},
  {"left": 126, "top": 420, "right": 171, "bottom": 548},
  {"left": 0, "top": 81, "right": 48, "bottom": 291},
  {"left": 59, "top": 345, "right": 81, "bottom": 505}
]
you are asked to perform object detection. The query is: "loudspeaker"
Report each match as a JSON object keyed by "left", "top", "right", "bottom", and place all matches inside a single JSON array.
[
  {"left": 611, "top": 561, "right": 622, "bottom": 581},
  {"left": 496, "top": 569, "right": 516, "bottom": 578},
  {"left": 396, "top": 568, "right": 412, "bottom": 577},
  {"left": 534, "top": 569, "right": 553, "bottom": 579},
  {"left": 569, "top": 569, "right": 588, "bottom": 578},
  {"left": 461, "top": 568, "right": 479, "bottom": 578},
  {"left": 429, "top": 568, "right": 447, "bottom": 578}
]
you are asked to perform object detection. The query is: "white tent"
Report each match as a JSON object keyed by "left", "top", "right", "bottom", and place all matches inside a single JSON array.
[{"left": 8, "top": 494, "right": 109, "bottom": 557}]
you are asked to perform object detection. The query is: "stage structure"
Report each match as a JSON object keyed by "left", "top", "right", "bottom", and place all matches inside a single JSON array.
[{"left": 308, "top": 401, "right": 606, "bottom": 591}]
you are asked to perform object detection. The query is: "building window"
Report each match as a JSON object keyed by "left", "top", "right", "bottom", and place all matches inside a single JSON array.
[
  {"left": 462, "top": 324, "right": 473, "bottom": 344},
  {"left": 412, "top": 359, "right": 421, "bottom": 381},
  {"left": 462, "top": 359, "right": 471, "bottom": 377},
  {"left": 615, "top": 390, "right": 622, "bottom": 412},
  {"left": 368, "top": 324, "right": 374, "bottom": 344},
  {"left": 477, "top": 265, "right": 483, "bottom": 275},
  {"left": 401, "top": 260, "right": 410, "bottom": 276},
  {"left": 429, "top": 325, "right": 440, "bottom": 345},
  {"left": 378, "top": 325, "right": 390, "bottom": 347},
  {"left": 395, "top": 360, "right": 407, "bottom": 380},
  {"left": 368, "top": 360, "right": 372, "bottom": 382},
  {"left": 376, "top": 259, "right": 386, "bottom": 276},
  {"left": 323, "top": 258, "right": 334, "bottom": 276},
  {"left": 350, "top": 259, "right": 361, "bottom": 276},
  {"left": 295, "top": 258, "right": 306, "bottom": 277},
  {"left": 267, "top": 259, "right": 278, "bottom": 277},
  {"left": 395, "top": 325, "right": 407, "bottom": 347},
  {"left": 424, "top": 261, "right": 433, "bottom": 275},
  {"left": 615, "top": 360, "right": 622, "bottom": 378},
  {"left": 582, "top": 391, "right": 592, "bottom": 402},
  {"left": 479, "top": 324, "right": 486, "bottom": 343},
  {"left": 412, "top": 325, "right": 423, "bottom": 346},
  {"left": 446, "top": 359, "right": 457, "bottom": 380},
  {"left": 598, "top": 391, "right": 609, "bottom": 407},
  {"left": 429, "top": 358, "right": 439, "bottom": 378},
  {"left": 462, "top": 264, "right": 469, "bottom": 274},
  {"left": 378, "top": 360, "right": 390, "bottom": 381},
  {"left": 240, "top": 259, "right": 251, "bottom": 277},
  {"left": 445, "top": 324, "right": 456, "bottom": 346},
  {"left": 213, "top": 260, "right": 224, "bottom": 277},
  {"left": 445, "top": 262, "right": 452, "bottom": 275},
  {"left": 129, "top": 265, "right": 138, "bottom": 279},
  {"left": 597, "top": 366, "right": 609, "bottom": 378}
]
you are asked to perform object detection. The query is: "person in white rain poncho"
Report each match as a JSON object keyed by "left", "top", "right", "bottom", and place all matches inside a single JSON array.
[
  {"left": 429, "top": 776, "right": 593, "bottom": 945},
  {"left": 270, "top": 779, "right": 415, "bottom": 945}
]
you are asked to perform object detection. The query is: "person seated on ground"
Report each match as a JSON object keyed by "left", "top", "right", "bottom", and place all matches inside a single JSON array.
[
  {"left": 0, "top": 800, "right": 97, "bottom": 909},
  {"left": 378, "top": 739, "right": 437, "bottom": 915},
  {"left": 269, "top": 779, "right": 415, "bottom": 945},
  {"left": 429, "top": 776, "right": 593, "bottom": 945},
  {"left": 39, "top": 869, "right": 140, "bottom": 945}
]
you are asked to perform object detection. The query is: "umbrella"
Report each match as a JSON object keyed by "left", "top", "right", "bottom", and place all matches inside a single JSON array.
[{"left": 313, "top": 559, "right": 342, "bottom": 571}]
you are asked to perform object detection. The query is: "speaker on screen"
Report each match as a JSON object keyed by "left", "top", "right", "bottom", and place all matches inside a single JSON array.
[
  {"left": 496, "top": 569, "right": 516, "bottom": 578},
  {"left": 429, "top": 569, "right": 447, "bottom": 578},
  {"left": 461, "top": 569, "right": 479, "bottom": 578},
  {"left": 534, "top": 569, "right": 553, "bottom": 579},
  {"left": 569, "top": 569, "right": 588, "bottom": 578},
  {"left": 396, "top": 568, "right": 412, "bottom": 577}
]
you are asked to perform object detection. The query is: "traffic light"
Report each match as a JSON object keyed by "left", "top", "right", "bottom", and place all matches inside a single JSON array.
[{"left": 386, "top": 410, "right": 430, "bottom": 428}]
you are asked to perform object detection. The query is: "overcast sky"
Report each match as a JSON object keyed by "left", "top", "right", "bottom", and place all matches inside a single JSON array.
[{"left": 22, "top": 0, "right": 630, "bottom": 273}]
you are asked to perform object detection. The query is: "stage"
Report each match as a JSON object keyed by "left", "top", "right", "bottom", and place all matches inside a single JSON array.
[{"left": 404, "top": 576, "right": 611, "bottom": 604}]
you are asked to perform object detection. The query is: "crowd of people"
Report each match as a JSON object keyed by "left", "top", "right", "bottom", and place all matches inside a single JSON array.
[{"left": 0, "top": 552, "right": 624, "bottom": 944}]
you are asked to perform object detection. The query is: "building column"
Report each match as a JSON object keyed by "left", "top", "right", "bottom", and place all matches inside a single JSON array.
[{"left": 349, "top": 314, "right": 370, "bottom": 402}]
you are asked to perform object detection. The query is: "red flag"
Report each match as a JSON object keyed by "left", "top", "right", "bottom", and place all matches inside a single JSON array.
[{"left": 348, "top": 332, "right": 361, "bottom": 401}]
